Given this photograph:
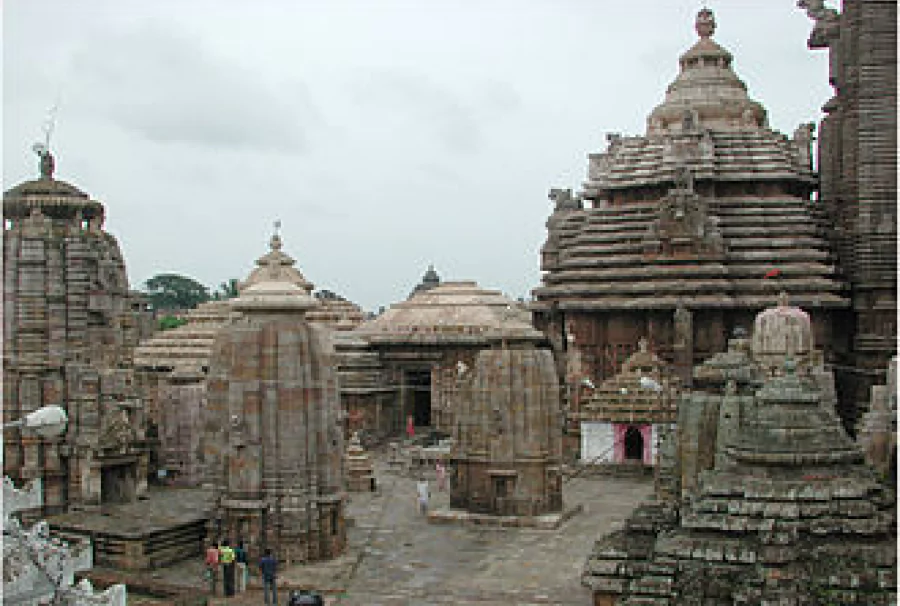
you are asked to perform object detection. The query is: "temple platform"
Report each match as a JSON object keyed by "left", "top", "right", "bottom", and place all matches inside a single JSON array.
[
  {"left": 427, "top": 503, "right": 583, "bottom": 530},
  {"left": 47, "top": 486, "right": 213, "bottom": 571}
]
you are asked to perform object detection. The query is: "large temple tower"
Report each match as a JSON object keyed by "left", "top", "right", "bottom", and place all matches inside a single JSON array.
[{"left": 3, "top": 148, "right": 152, "bottom": 514}]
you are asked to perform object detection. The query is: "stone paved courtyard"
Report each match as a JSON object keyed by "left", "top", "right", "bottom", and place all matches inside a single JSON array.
[{"left": 116, "top": 454, "right": 651, "bottom": 605}]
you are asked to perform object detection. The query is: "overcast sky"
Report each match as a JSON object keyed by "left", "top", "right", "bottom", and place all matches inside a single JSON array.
[{"left": 3, "top": 1, "right": 831, "bottom": 312}]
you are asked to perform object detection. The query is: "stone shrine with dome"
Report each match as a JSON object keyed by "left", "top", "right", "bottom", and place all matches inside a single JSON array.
[{"left": 200, "top": 232, "right": 346, "bottom": 564}]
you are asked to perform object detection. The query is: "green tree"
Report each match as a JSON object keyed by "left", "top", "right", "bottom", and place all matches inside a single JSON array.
[
  {"left": 142, "top": 273, "right": 210, "bottom": 311},
  {"left": 158, "top": 315, "right": 188, "bottom": 331},
  {"left": 212, "top": 278, "right": 240, "bottom": 301}
]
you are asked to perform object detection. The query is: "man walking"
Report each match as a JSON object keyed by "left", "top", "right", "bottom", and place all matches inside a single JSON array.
[
  {"left": 219, "top": 539, "right": 236, "bottom": 597},
  {"left": 260, "top": 548, "right": 278, "bottom": 606}
]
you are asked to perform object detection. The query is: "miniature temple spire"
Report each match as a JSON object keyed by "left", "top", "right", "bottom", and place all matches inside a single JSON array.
[{"left": 695, "top": 7, "right": 716, "bottom": 39}]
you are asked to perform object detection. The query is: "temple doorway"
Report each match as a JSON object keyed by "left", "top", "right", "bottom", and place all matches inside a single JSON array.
[
  {"left": 624, "top": 426, "right": 644, "bottom": 462},
  {"left": 406, "top": 369, "right": 432, "bottom": 428},
  {"left": 101, "top": 463, "right": 137, "bottom": 504}
]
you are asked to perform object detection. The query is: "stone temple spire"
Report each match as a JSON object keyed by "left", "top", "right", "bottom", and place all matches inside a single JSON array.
[
  {"left": 645, "top": 7, "right": 768, "bottom": 135},
  {"left": 231, "top": 229, "right": 319, "bottom": 312}
]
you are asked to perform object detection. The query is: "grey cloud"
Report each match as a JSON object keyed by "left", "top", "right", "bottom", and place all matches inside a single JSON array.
[
  {"left": 70, "top": 22, "right": 314, "bottom": 153},
  {"left": 349, "top": 68, "right": 482, "bottom": 155}
]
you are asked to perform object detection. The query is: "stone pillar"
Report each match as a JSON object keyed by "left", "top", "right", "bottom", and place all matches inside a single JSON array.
[{"left": 673, "top": 305, "right": 694, "bottom": 387}]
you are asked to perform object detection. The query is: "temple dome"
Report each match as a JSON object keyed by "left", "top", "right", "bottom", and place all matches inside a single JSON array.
[
  {"left": 3, "top": 150, "right": 103, "bottom": 223},
  {"left": 359, "top": 281, "right": 542, "bottom": 343},
  {"left": 751, "top": 292, "right": 814, "bottom": 373},
  {"left": 230, "top": 233, "right": 319, "bottom": 313},
  {"left": 646, "top": 8, "right": 768, "bottom": 135}
]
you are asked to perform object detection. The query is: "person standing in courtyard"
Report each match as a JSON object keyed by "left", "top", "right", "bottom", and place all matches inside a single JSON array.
[
  {"left": 260, "top": 548, "right": 279, "bottom": 606},
  {"left": 416, "top": 476, "right": 430, "bottom": 515},
  {"left": 234, "top": 540, "right": 248, "bottom": 593},
  {"left": 436, "top": 461, "right": 447, "bottom": 491},
  {"left": 406, "top": 414, "right": 415, "bottom": 440},
  {"left": 204, "top": 540, "right": 220, "bottom": 596},
  {"left": 219, "top": 539, "right": 236, "bottom": 597}
]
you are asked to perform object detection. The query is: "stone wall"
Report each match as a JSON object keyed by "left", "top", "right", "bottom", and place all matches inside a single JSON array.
[{"left": 803, "top": 0, "right": 898, "bottom": 433}]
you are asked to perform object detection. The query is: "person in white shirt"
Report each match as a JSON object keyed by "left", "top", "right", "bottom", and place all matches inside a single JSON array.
[{"left": 416, "top": 478, "right": 430, "bottom": 515}]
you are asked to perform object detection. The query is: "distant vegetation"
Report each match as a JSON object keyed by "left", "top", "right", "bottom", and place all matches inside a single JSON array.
[
  {"left": 212, "top": 278, "right": 240, "bottom": 301},
  {"left": 158, "top": 315, "right": 189, "bottom": 331},
  {"left": 142, "top": 274, "right": 210, "bottom": 311}
]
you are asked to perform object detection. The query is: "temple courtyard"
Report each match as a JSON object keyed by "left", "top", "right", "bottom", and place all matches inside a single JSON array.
[{"left": 88, "top": 451, "right": 652, "bottom": 605}]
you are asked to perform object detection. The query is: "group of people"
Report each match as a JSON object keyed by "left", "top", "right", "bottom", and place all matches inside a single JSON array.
[{"left": 205, "top": 540, "right": 279, "bottom": 605}]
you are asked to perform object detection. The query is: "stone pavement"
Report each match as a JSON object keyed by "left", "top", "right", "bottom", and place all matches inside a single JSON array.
[{"left": 113, "top": 456, "right": 652, "bottom": 605}]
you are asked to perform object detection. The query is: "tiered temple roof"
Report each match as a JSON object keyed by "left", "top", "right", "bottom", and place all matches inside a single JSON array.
[
  {"left": 308, "top": 290, "right": 366, "bottom": 331},
  {"left": 133, "top": 300, "right": 238, "bottom": 372},
  {"left": 534, "top": 9, "right": 847, "bottom": 313}
]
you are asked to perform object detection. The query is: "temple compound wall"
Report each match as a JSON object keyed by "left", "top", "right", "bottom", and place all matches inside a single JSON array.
[
  {"left": 3, "top": 150, "right": 153, "bottom": 515},
  {"left": 199, "top": 233, "right": 346, "bottom": 565},
  {"left": 533, "top": 9, "right": 851, "bottom": 452},
  {"left": 800, "top": 0, "right": 898, "bottom": 433}
]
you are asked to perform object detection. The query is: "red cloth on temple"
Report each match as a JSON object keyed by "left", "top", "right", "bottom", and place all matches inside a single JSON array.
[{"left": 763, "top": 268, "right": 781, "bottom": 279}]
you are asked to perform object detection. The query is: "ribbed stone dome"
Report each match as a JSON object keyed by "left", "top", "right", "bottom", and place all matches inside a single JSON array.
[
  {"left": 751, "top": 293, "right": 814, "bottom": 374},
  {"left": 647, "top": 8, "right": 768, "bottom": 135},
  {"left": 452, "top": 341, "right": 563, "bottom": 516}
]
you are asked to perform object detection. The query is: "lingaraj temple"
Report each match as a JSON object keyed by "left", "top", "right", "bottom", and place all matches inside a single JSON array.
[{"left": 1, "top": 3, "right": 895, "bottom": 604}]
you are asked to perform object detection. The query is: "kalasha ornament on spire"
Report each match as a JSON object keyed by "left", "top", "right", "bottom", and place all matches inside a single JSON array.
[{"left": 696, "top": 7, "right": 716, "bottom": 39}]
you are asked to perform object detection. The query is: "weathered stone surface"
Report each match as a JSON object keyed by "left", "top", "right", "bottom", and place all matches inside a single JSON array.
[
  {"left": 353, "top": 279, "right": 538, "bottom": 436},
  {"left": 448, "top": 335, "right": 563, "bottom": 518},
  {"left": 583, "top": 297, "right": 896, "bottom": 604},
  {"left": 3, "top": 150, "right": 153, "bottom": 515},
  {"left": 800, "top": 0, "right": 898, "bottom": 434},
  {"left": 200, "top": 233, "right": 346, "bottom": 565},
  {"left": 532, "top": 8, "right": 849, "bottom": 438}
]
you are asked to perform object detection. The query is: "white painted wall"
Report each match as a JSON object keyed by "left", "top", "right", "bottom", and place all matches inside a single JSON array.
[{"left": 580, "top": 422, "right": 615, "bottom": 463}]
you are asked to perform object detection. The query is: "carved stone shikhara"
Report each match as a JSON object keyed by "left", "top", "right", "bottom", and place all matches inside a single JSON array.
[
  {"left": 200, "top": 234, "right": 346, "bottom": 565},
  {"left": 3, "top": 150, "right": 153, "bottom": 515}
]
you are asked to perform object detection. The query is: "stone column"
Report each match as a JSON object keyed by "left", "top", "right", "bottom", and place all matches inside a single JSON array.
[{"left": 673, "top": 305, "right": 694, "bottom": 387}]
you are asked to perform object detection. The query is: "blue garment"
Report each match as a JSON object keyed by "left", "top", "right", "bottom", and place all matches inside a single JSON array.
[{"left": 260, "top": 554, "right": 278, "bottom": 580}]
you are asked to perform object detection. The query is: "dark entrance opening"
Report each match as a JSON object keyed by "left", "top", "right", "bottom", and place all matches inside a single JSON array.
[
  {"left": 101, "top": 463, "right": 137, "bottom": 504},
  {"left": 407, "top": 369, "right": 431, "bottom": 427},
  {"left": 624, "top": 426, "right": 644, "bottom": 462}
]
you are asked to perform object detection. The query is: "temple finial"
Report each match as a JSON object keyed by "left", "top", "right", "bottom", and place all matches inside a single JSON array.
[
  {"left": 32, "top": 143, "right": 54, "bottom": 180},
  {"left": 270, "top": 220, "right": 283, "bottom": 251},
  {"left": 696, "top": 7, "right": 716, "bottom": 39}
]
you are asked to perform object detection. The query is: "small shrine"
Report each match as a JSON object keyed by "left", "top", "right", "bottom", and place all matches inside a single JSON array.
[
  {"left": 575, "top": 337, "right": 680, "bottom": 467},
  {"left": 345, "top": 432, "right": 376, "bottom": 492}
]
